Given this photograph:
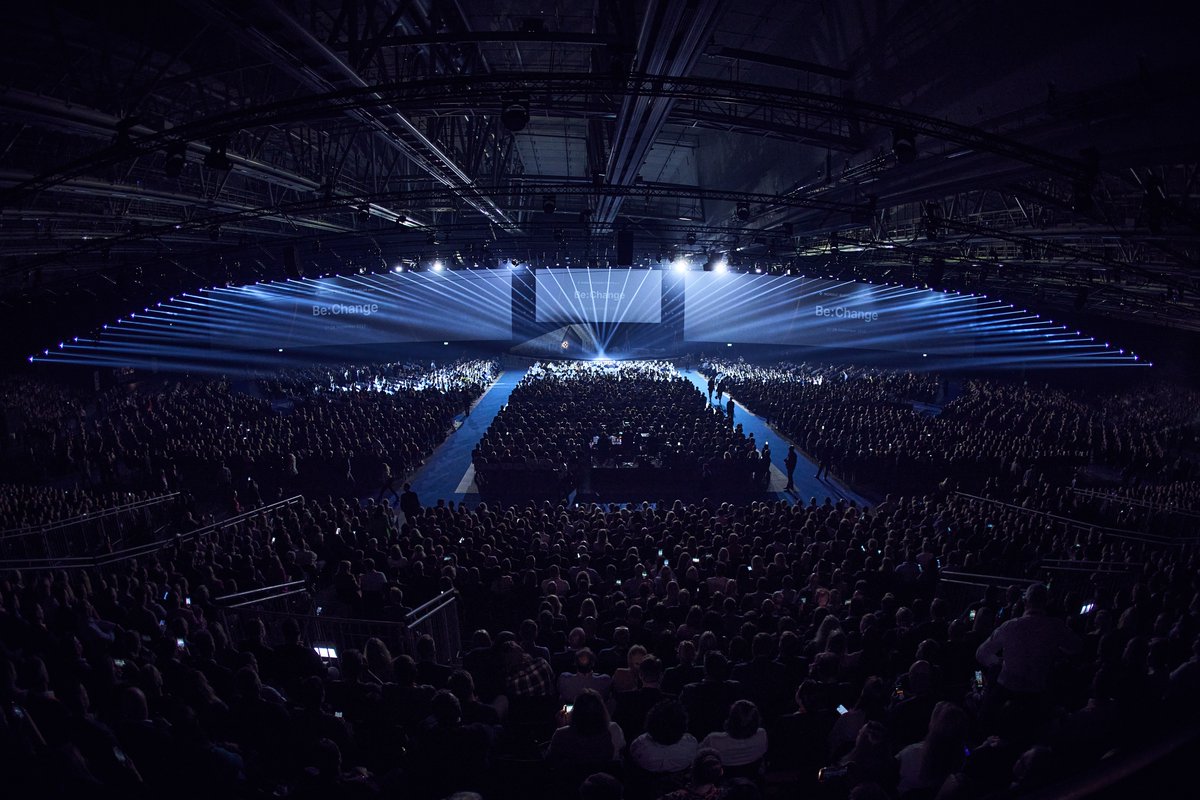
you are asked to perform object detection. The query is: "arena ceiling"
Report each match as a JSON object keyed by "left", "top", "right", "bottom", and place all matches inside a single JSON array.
[{"left": 1, "top": 0, "right": 1199, "bottom": 332}]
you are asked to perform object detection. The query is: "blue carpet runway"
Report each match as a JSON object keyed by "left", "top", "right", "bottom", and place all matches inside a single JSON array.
[
  {"left": 679, "top": 369, "right": 873, "bottom": 507},
  {"left": 405, "top": 369, "right": 526, "bottom": 505}
]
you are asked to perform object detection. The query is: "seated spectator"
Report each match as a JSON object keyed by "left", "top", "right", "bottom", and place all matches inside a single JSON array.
[
  {"left": 663, "top": 640, "right": 703, "bottom": 697},
  {"left": 580, "top": 771, "right": 626, "bottom": 800},
  {"left": 615, "top": 655, "right": 665, "bottom": 740},
  {"left": 612, "top": 645, "right": 648, "bottom": 693},
  {"left": 502, "top": 641, "right": 556, "bottom": 699},
  {"left": 629, "top": 699, "right": 699, "bottom": 774},
  {"left": 407, "top": 691, "right": 492, "bottom": 798},
  {"left": 699, "top": 700, "right": 767, "bottom": 770},
  {"left": 415, "top": 635, "right": 453, "bottom": 689},
  {"left": 547, "top": 688, "right": 625, "bottom": 765},
  {"left": 559, "top": 648, "right": 613, "bottom": 705},
  {"left": 826, "top": 721, "right": 897, "bottom": 797},
  {"left": 680, "top": 651, "right": 742, "bottom": 739},
  {"left": 447, "top": 669, "right": 501, "bottom": 726},
  {"left": 895, "top": 701, "right": 968, "bottom": 798},
  {"left": 659, "top": 748, "right": 724, "bottom": 800}
]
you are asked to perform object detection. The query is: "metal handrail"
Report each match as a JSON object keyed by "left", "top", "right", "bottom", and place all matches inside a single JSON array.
[
  {"left": 940, "top": 569, "right": 1039, "bottom": 585},
  {"left": 0, "top": 495, "right": 305, "bottom": 571},
  {"left": 1070, "top": 486, "right": 1200, "bottom": 519},
  {"left": 407, "top": 589, "right": 458, "bottom": 627},
  {"left": 953, "top": 492, "right": 1181, "bottom": 545},
  {"left": 0, "top": 491, "right": 182, "bottom": 537},
  {"left": 225, "top": 588, "right": 310, "bottom": 609},
  {"left": 213, "top": 579, "right": 309, "bottom": 604}
]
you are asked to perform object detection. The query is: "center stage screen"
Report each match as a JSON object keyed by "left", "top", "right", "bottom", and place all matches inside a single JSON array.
[
  {"left": 536, "top": 268, "right": 662, "bottom": 323},
  {"left": 208, "top": 270, "right": 512, "bottom": 349},
  {"left": 684, "top": 272, "right": 975, "bottom": 354}
]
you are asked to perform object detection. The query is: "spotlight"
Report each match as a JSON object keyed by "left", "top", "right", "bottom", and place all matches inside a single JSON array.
[
  {"left": 686, "top": 232, "right": 697, "bottom": 245},
  {"left": 432, "top": 260, "right": 444, "bottom": 271},
  {"left": 736, "top": 202, "right": 750, "bottom": 221},
  {"left": 500, "top": 94, "right": 530, "bottom": 132},
  {"left": 672, "top": 257, "right": 688, "bottom": 273},
  {"left": 543, "top": 194, "right": 557, "bottom": 214},
  {"left": 393, "top": 265, "right": 404, "bottom": 273},
  {"left": 714, "top": 257, "right": 728, "bottom": 274}
]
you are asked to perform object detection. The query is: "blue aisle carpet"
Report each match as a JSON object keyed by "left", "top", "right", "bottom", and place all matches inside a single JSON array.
[
  {"left": 679, "top": 370, "right": 873, "bottom": 507},
  {"left": 405, "top": 369, "right": 526, "bottom": 506}
]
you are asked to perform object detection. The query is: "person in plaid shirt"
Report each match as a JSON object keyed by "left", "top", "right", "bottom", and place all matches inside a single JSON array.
[{"left": 501, "top": 641, "right": 556, "bottom": 697}]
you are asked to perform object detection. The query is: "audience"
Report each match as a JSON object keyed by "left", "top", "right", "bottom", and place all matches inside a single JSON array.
[{"left": 1, "top": 357, "right": 1198, "bottom": 800}]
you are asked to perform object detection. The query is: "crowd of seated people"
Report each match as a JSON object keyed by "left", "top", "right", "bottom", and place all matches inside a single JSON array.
[
  {"left": 703, "top": 359, "right": 1198, "bottom": 498},
  {"left": 0, "top": 360, "right": 494, "bottom": 508},
  {"left": 0, "top": 378, "right": 88, "bottom": 483},
  {"left": 2, "top": 358, "right": 1200, "bottom": 799},
  {"left": 474, "top": 361, "right": 768, "bottom": 499},
  {"left": 0, "top": 485, "right": 178, "bottom": 533},
  {"left": 3, "top": 478, "right": 1200, "bottom": 798}
]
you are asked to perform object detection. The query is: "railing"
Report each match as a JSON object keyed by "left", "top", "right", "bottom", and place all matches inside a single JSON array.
[
  {"left": 0, "top": 495, "right": 306, "bottom": 571},
  {"left": 215, "top": 588, "right": 462, "bottom": 668},
  {"left": 952, "top": 491, "right": 1187, "bottom": 547},
  {"left": 935, "top": 569, "right": 1038, "bottom": 609},
  {"left": 0, "top": 491, "right": 183, "bottom": 562},
  {"left": 0, "top": 491, "right": 181, "bottom": 535},
  {"left": 1070, "top": 486, "right": 1200, "bottom": 519},
  {"left": 214, "top": 580, "right": 310, "bottom": 608}
]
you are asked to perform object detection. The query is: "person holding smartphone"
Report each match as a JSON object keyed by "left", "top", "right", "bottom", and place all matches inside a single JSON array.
[{"left": 974, "top": 583, "right": 1083, "bottom": 719}]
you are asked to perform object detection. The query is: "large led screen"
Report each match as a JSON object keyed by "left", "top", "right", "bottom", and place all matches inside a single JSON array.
[
  {"left": 684, "top": 272, "right": 978, "bottom": 354},
  {"left": 207, "top": 270, "right": 513, "bottom": 349},
  {"left": 536, "top": 268, "right": 662, "bottom": 323}
]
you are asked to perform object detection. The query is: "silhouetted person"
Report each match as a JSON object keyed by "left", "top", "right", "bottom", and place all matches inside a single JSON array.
[
  {"left": 399, "top": 483, "right": 421, "bottom": 519},
  {"left": 784, "top": 445, "right": 798, "bottom": 491}
]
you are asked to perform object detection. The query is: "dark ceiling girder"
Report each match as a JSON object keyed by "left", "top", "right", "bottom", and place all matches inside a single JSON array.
[
  {"left": 185, "top": 0, "right": 520, "bottom": 231},
  {"left": 709, "top": 46, "right": 851, "bottom": 80},
  {"left": 0, "top": 69, "right": 1093, "bottom": 208},
  {"left": 334, "top": 30, "right": 613, "bottom": 49},
  {"left": 593, "top": 0, "right": 729, "bottom": 227},
  {"left": 2, "top": 180, "right": 869, "bottom": 276}
]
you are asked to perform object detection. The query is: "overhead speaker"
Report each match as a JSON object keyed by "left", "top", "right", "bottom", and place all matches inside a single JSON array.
[
  {"left": 892, "top": 128, "right": 918, "bottom": 164},
  {"left": 928, "top": 256, "right": 945, "bottom": 287},
  {"left": 501, "top": 94, "right": 530, "bottom": 132},
  {"left": 616, "top": 230, "right": 633, "bottom": 266},
  {"left": 284, "top": 245, "right": 302, "bottom": 279}
]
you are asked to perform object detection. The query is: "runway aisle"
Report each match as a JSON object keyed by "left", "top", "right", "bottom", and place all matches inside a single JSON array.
[
  {"left": 405, "top": 369, "right": 526, "bottom": 505},
  {"left": 678, "top": 369, "right": 873, "bottom": 507}
]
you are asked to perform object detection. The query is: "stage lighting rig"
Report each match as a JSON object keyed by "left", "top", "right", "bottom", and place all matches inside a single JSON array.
[
  {"left": 543, "top": 194, "right": 557, "bottom": 214},
  {"left": 736, "top": 202, "right": 751, "bottom": 221}
]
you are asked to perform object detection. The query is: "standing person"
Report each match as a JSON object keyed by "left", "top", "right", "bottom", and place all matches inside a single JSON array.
[
  {"left": 815, "top": 440, "right": 831, "bottom": 480},
  {"left": 706, "top": 375, "right": 715, "bottom": 401},
  {"left": 377, "top": 462, "right": 399, "bottom": 503},
  {"left": 784, "top": 445, "right": 798, "bottom": 491},
  {"left": 975, "top": 583, "right": 1082, "bottom": 725},
  {"left": 399, "top": 482, "right": 422, "bottom": 520},
  {"left": 726, "top": 397, "right": 735, "bottom": 426}
]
